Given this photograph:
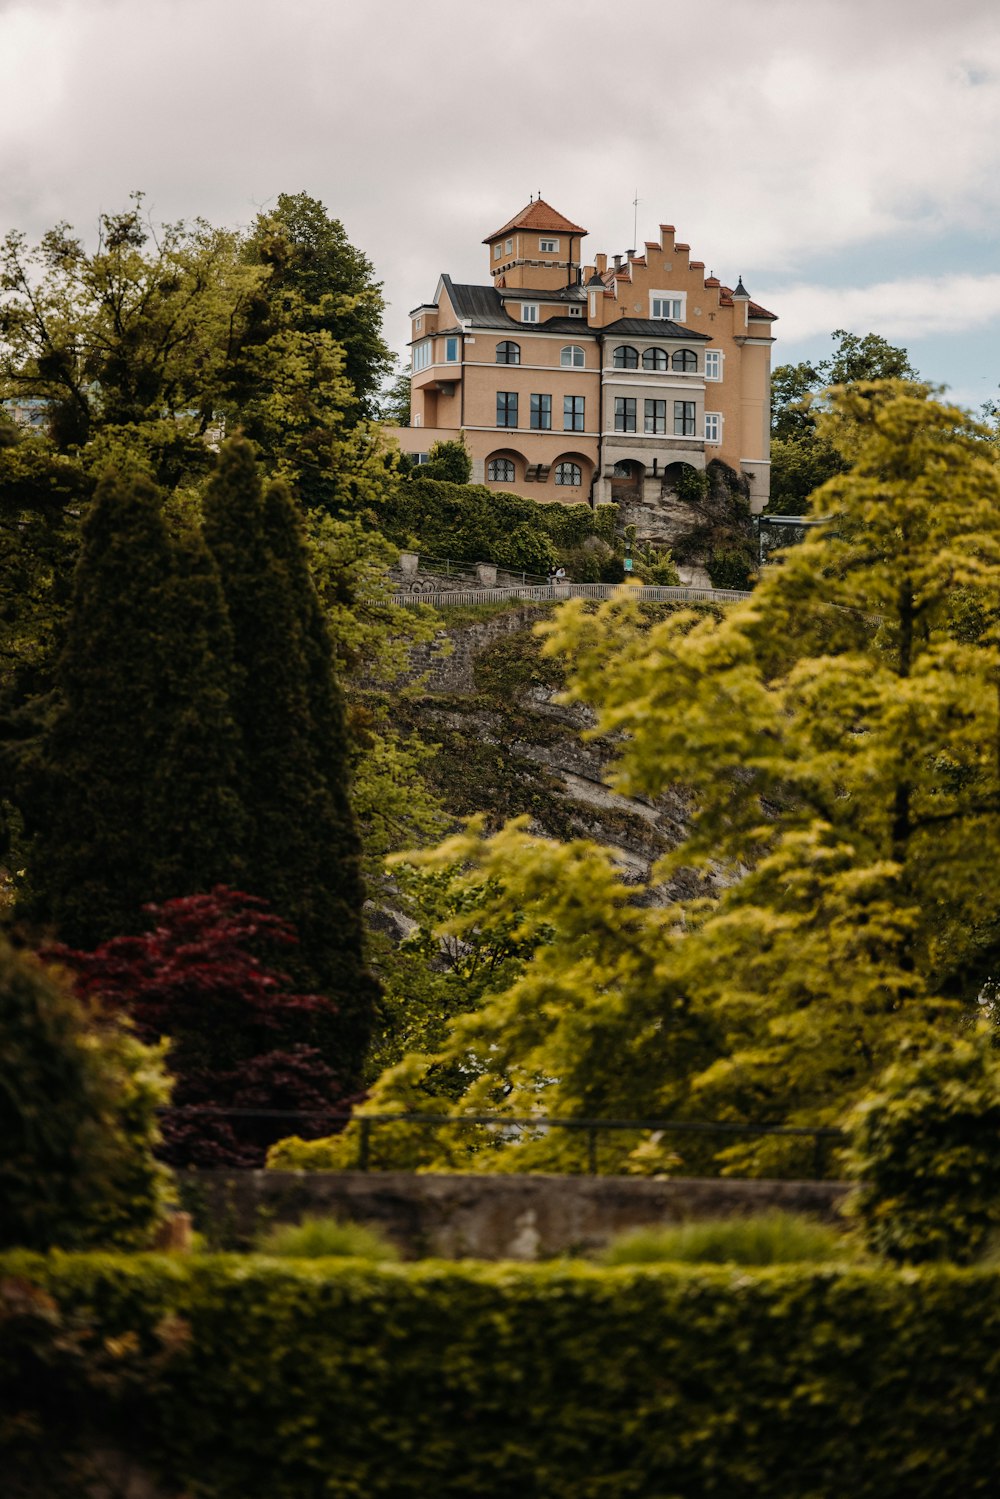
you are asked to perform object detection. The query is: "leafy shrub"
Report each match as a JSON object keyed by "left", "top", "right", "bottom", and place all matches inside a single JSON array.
[
  {"left": 377, "top": 476, "right": 617, "bottom": 573},
  {"left": 707, "top": 543, "right": 756, "bottom": 589},
  {"left": 258, "top": 1215, "right": 399, "bottom": 1261},
  {"left": 0, "top": 939, "right": 172, "bottom": 1251},
  {"left": 845, "top": 1028, "right": 1000, "bottom": 1264},
  {"left": 599, "top": 1211, "right": 849, "bottom": 1266},
  {"left": 8, "top": 1252, "right": 1000, "bottom": 1497},
  {"left": 422, "top": 437, "right": 472, "bottom": 484}
]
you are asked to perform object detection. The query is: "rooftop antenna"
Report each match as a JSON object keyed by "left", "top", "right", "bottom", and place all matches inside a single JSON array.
[{"left": 632, "top": 189, "right": 639, "bottom": 254}]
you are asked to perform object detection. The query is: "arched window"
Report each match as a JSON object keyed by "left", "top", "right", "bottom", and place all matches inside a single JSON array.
[
  {"left": 555, "top": 462, "right": 582, "bottom": 486},
  {"left": 496, "top": 341, "right": 521, "bottom": 365},
  {"left": 642, "top": 347, "right": 668, "bottom": 371},
  {"left": 612, "top": 345, "right": 639, "bottom": 369},
  {"left": 487, "top": 458, "right": 516, "bottom": 482},
  {"left": 560, "top": 345, "right": 585, "bottom": 368},
  {"left": 613, "top": 461, "right": 634, "bottom": 478},
  {"left": 672, "top": 349, "right": 697, "bottom": 372}
]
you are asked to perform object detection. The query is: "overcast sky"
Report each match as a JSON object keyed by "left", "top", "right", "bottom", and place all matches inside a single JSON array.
[{"left": 2, "top": 0, "right": 999, "bottom": 407}]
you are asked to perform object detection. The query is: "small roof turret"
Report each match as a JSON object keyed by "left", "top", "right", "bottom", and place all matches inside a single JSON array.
[{"left": 732, "top": 277, "right": 750, "bottom": 300}]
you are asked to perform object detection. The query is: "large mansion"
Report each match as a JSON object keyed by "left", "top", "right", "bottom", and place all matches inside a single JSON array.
[{"left": 389, "top": 198, "right": 776, "bottom": 521}]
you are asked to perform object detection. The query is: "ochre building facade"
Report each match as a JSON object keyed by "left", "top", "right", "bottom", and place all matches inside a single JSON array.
[{"left": 390, "top": 198, "right": 776, "bottom": 519}]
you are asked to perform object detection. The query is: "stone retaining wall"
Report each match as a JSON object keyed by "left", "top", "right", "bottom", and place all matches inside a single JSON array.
[{"left": 181, "top": 1170, "right": 850, "bottom": 1260}]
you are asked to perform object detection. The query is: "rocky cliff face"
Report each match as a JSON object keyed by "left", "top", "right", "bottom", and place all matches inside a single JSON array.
[{"left": 382, "top": 601, "right": 707, "bottom": 899}]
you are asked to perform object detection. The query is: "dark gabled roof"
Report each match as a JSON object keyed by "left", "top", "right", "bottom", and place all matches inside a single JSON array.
[
  {"left": 442, "top": 278, "right": 595, "bottom": 335},
  {"left": 600, "top": 318, "right": 711, "bottom": 343},
  {"left": 497, "top": 284, "right": 586, "bottom": 303},
  {"left": 483, "top": 198, "right": 588, "bottom": 242}
]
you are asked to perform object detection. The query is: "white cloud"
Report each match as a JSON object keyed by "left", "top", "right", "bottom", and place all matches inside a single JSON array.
[{"left": 762, "top": 273, "right": 1000, "bottom": 343}]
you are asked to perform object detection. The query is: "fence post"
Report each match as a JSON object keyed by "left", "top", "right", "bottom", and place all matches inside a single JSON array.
[{"left": 358, "top": 1117, "right": 371, "bottom": 1172}]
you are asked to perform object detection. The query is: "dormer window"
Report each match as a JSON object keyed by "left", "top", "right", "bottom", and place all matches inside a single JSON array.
[
  {"left": 539, "top": 238, "right": 559, "bottom": 253},
  {"left": 522, "top": 303, "right": 539, "bottom": 323}
]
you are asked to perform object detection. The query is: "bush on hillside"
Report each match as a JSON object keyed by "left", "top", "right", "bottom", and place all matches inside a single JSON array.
[
  {"left": 376, "top": 475, "right": 616, "bottom": 572},
  {"left": 845, "top": 1027, "right": 1000, "bottom": 1264},
  {"left": 0, "top": 938, "right": 171, "bottom": 1251}
]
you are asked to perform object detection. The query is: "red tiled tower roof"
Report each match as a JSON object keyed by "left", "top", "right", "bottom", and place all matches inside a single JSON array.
[{"left": 483, "top": 198, "right": 588, "bottom": 243}]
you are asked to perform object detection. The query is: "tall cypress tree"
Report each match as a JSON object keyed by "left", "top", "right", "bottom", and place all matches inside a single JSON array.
[
  {"left": 202, "top": 436, "right": 376, "bottom": 1082},
  {"left": 18, "top": 471, "right": 244, "bottom": 945}
]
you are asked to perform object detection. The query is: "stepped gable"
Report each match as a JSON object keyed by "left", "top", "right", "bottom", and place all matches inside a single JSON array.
[{"left": 483, "top": 198, "right": 588, "bottom": 243}]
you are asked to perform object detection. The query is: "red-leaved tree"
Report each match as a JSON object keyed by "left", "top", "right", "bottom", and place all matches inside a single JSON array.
[{"left": 51, "top": 887, "right": 359, "bottom": 1167}]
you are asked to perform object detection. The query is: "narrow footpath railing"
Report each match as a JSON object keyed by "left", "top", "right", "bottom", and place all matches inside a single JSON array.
[
  {"left": 369, "top": 582, "right": 754, "bottom": 610},
  {"left": 169, "top": 1106, "right": 844, "bottom": 1178}
]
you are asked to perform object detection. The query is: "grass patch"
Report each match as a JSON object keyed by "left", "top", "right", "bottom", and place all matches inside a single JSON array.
[
  {"left": 599, "top": 1211, "right": 851, "bottom": 1267},
  {"left": 257, "top": 1214, "right": 400, "bottom": 1261}
]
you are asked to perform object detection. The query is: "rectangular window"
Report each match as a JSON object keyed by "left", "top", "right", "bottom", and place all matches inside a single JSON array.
[
  {"left": 705, "top": 412, "right": 722, "bottom": 443},
  {"left": 522, "top": 303, "right": 539, "bottom": 323},
  {"left": 530, "top": 393, "right": 552, "bottom": 430},
  {"left": 497, "top": 391, "right": 518, "bottom": 428},
  {"left": 564, "top": 395, "right": 585, "bottom": 432},
  {"left": 615, "top": 397, "right": 637, "bottom": 433},
  {"left": 644, "top": 399, "right": 666, "bottom": 434},
  {"left": 494, "top": 244, "right": 502, "bottom": 260},
  {"left": 412, "top": 341, "right": 431, "bottom": 371},
  {"left": 414, "top": 315, "right": 422, "bottom": 331},
  {"left": 705, "top": 350, "right": 722, "bottom": 381},
  {"left": 674, "top": 400, "right": 696, "bottom": 436},
  {"left": 652, "top": 292, "right": 685, "bottom": 320},
  {"left": 505, "top": 238, "right": 513, "bottom": 254},
  {"left": 444, "top": 336, "right": 459, "bottom": 362},
  {"left": 567, "top": 305, "right": 583, "bottom": 316},
  {"left": 539, "top": 238, "right": 559, "bottom": 252}
]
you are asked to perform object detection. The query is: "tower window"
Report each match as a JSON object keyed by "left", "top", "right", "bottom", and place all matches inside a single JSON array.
[{"left": 539, "top": 238, "right": 559, "bottom": 252}]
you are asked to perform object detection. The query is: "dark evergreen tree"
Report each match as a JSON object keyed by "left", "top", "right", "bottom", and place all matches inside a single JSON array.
[
  {"left": 17, "top": 471, "right": 244, "bottom": 945},
  {"left": 202, "top": 436, "right": 376, "bottom": 1081}
]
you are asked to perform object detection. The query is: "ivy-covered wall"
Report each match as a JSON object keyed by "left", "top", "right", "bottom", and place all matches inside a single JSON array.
[{"left": 6, "top": 1253, "right": 1000, "bottom": 1498}]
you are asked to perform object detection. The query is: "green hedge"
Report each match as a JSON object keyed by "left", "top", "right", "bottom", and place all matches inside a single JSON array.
[
  {"left": 376, "top": 475, "right": 617, "bottom": 572},
  {"left": 5, "top": 1253, "right": 1000, "bottom": 1496}
]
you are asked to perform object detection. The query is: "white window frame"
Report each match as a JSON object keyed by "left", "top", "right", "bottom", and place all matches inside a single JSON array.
[
  {"left": 705, "top": 349, "right": 723, "bottom": 381},
  {"left": 567, "top": 305, "right": 583, "bottom": 317},
  {"left": 444, "top": 336, "right": 460, "bottom": 363},
  {"left": 412, "top": 340, "right": 432, "bottom": 372},
  {"left": 522, "top": 303, "right": 539, "bottom": 323},
  {"left": 560, "top": 345, "right": 585, "bottom": 368},
  {"left": 505, "top": 238, "right": 513, "bottom": 254},
  {"left": 705, "top": 412, "right": 722, "bottom": 444},
  {"left": 414, "top": 315, "right": 422, "bottom": 331},
  {"left": 494, "top": 244, "right": 502, "bottom": 260},
  {"left": 651, "top": 290, "right": 686, "bottom": 321},
  {"left": 539, "top": 237, "right": 559, "bottom": 253}
]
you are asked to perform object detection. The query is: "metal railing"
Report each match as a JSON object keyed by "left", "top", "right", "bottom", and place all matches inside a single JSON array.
[
  {"left": 369, "top": 582, "right": 753, "bottom": 610},
  {"left": 170, "top": 1106, "right": 843, "bottom": 1179}
]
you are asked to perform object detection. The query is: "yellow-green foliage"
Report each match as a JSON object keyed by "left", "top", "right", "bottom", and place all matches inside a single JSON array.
[
  {"left": 257, "top": 1215, "right": 399, "bottom": 1261},
  {"left": 845, "top": 1026, "right": 1000, "bottom": 1263},
  {"left": 6, "top": 1252, "right": 1000, "bottom": 1497},
  {"left": 599, "top": 1211, "right": 851, "bottom": 1266},
  {"left": 318, "top": 386, "right": 1000, "bottom": 1175}
]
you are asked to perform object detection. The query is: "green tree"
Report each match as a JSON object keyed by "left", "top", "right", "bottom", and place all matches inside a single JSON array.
[
  {"left": 202, "top": 437, "right": 377, "bottom": 1081},
  {"left": 243, "top": 191, "right": 392, "bottom": 420},
  {"left": 422, "top": 437, "right": 472, "bottom": 484},
  {"left": 767, "top": 330, "right": 919, "bottom": 516},
  {"left": 379, "top": 361, "right": 411, "bottom": 426},
  {"left": 15, "top": 469, "right": 245, "bottom": 946},
  {"left": 0, "top": 936, "right": 171, "bottom": 1250},
  {"left": 330, "top": 385, "right": 1000, "bottom": 1172},
  {"left": 0, "top": 196, "right": 258, "bottom": 457}
]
